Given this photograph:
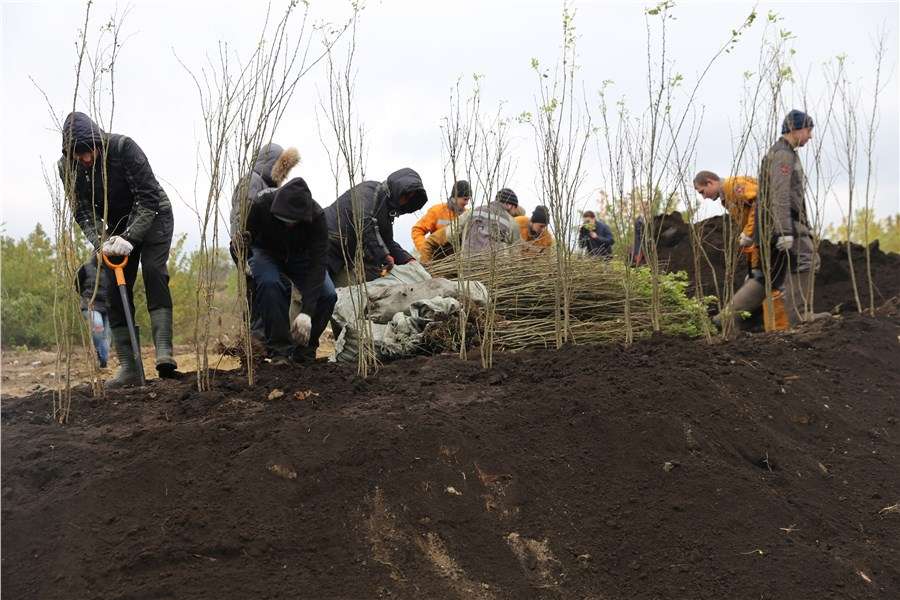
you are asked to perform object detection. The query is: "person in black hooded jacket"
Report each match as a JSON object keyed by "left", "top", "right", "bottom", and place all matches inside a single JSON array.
[
  {"left": 229, "top": 143, "right": 299, "bottom": 342},
  {"left": 246, "top": 177, "right": 337, "bottom": 363},
  {"left": 58, "top": 111, "right": 176, "bottom": 387},
  {"left": 324, "top": 168, "right": 428, "bottom": 283}
]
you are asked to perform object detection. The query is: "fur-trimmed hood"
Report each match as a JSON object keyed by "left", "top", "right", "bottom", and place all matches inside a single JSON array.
[{"left": 253, "top": 143, "right": 300, "bottom": 187}]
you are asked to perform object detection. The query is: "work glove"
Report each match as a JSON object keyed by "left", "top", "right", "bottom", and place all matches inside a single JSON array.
[
  {"left": 102, "top": 236, "right": 133, "bottom": 256},
  {"left": 291, "top": 313, "right": 312, "bottom": 346},
  {"left": 738, "top": 233, "right": 753, "bottom": 248},
  {"left": 775, "top": 235, "right": 794, "bottom": 252}
]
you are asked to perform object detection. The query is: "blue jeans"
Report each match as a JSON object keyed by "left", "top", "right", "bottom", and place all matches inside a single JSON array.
[
  {"left": 82, "top": 310, "right": 111, "bottom": 366},
  {"left": 249, "top": 247, "right": 337, "bottom": 358}
]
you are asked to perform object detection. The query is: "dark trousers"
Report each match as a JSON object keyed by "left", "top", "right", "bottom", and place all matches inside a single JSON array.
[
  {"left": 230, "top": 243, "right": 290, "bottom": 341},
  {"left": 249, "top": 247, "right": 337, "bottom": 357},
  {"left": 105, "top": 210, "right": 174, "bottom": 329}
]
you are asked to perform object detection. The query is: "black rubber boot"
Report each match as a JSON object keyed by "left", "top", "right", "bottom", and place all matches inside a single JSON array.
[
  {"left": 150, "top": 307, "right": 178, "bottom": 378},
  {"left": 107, "top": 326, "right": 144, "bottom": 388}
]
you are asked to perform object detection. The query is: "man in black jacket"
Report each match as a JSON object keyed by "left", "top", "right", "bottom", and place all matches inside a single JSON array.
[
  {"left": 59, "top": 112, "right": 176, "bottom": 386},
  {"left": 325, "top": 168, "right": 427, "bottom": 283},
  {"left": 246, "top": 177, "right": 336, "bottom": 363}
]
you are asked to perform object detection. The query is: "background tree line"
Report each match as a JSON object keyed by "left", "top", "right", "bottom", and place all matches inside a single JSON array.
[
  {"left": 1, "top": 226, "right": 237, "bottom": 348},
  {"left": 3, "top": 212, "right": 898, "bottom": 349}
]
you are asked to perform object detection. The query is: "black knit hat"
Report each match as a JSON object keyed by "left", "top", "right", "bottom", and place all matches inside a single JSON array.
[
  {"left": 449, "top": 180, "right": 472, "bottom": 199},
  {"left": 496, "top": 188, "right": 518, "bottom": 207},
  {"left": 271, "top": 177, "right": 323, "bottom": 223},
  {"left": 781, "top": 110, "right": 814, "bottom": 134},
  {"left": 531, "top": 205, "right": 549, "bottom": 225}
]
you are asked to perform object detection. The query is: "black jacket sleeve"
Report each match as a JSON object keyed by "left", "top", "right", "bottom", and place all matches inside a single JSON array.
[
  {"left": 297, "top": 215, "right": 329, "bottom": 317},
  {"left": 381, "top": 212, "right": 413, "bottom": 264},
  {"left": 59, "top": 158, "right": 102, "bottom": 250},
  {"left": 118, "top": 137, "right": 164, "bottom": 244},
  {"left": 360, "top": 197, "right": 391, "bottom": 265},
  {"left": 577, "top": 226, "right": 590, "bottom": 249}
]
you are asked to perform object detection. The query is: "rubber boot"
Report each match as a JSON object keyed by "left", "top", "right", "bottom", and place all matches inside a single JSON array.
[
  {"left": 107, "top": 326, "right": 144, "bottom": 388},
  {"left": 149, "top": 307, "right": 178, "bottom": 378}
]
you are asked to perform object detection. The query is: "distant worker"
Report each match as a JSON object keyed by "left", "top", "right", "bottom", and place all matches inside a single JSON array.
[
  {"left": 515, "top": 205, "right": 554, "bottom": 254},
  {"left": 325, "top": 168, "right": 428, "bottom": 283},
  {"left": 578, "top": 211, "right": 614, "bottom": 258},
  {"left": 245, "top": 177, "right": 336, "bottom": 364},
  {"left": 411, "top": 180, "right": 470, "bottom": 255},
  {"left": 458, "top": 188, "right": 520, "bottom": 256},
  {"left": 229, "top": 143, "right": 299, "bottom": 342},
  {"left": 756, "top": 109, "right": 819, "bottom": 330},
  {"left": 419, "top": 188, "right": 520, "bottom": 263},
  {"left": 75, "top": 258, "right": 112, "bottom": 368},
  {"left": 694, "top": 170, "right": 762, "bottom": 331},
  {"left": 58, "top": 112, "right": 176, "bottom": 386}
]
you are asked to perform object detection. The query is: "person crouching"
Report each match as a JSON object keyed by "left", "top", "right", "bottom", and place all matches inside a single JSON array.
[{"left": 245, "top": 177, "right": 337, "bottom": 364}]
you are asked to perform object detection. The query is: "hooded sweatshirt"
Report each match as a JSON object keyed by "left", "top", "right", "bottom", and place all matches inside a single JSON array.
[
  {"left": 246, "top": 177, "right": 328, "bottom": 317},
  {"left": 57, "top": 112, "right": 171, "bottom": 248},
  {"left": 229, "top": 143, "right": 300, "bottom": 236},
  {"left": 324, "top": 168, "right": 427, "bottom": 278}
]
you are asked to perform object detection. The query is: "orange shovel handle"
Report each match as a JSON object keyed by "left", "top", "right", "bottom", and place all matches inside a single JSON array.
[{"left": 102, "top": 254, "right": 129, "bottom": 286}]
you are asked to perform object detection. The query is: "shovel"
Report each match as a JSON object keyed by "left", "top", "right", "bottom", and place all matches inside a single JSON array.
[{"left": 102, "top": 254, "right": 146, "bottom": 386}]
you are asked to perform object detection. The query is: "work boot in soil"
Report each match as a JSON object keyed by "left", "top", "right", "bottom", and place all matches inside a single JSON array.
[
  {"left": 291, "top": 346, "right": 318, "bottom": 364},
  {"left": 107, "top": 326, "right": 145, "bottom": 388},
  {"left": 150, "top": 307, "right": 179, "bottom": 378}
]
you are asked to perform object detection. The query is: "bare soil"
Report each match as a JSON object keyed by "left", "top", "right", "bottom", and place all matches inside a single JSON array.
[{"left": 3, "top": 306, "right": 899, "bottom": 599}]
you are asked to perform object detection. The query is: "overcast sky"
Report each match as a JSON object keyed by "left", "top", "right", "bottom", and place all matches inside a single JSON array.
[{"left": 2, "top": 0, "right": 898, "bottom": 253}]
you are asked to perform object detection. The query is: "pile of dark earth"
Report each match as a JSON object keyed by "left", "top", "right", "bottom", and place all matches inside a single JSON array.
[
  {"left": 3, "top": 299, "right": 899, "bottom": 598},
  {"left": 653, "top": 211, "right": 900, "bottom": 324}
]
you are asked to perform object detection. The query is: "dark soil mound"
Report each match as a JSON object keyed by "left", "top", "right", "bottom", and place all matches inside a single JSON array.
[
  {"left": 3, "top": 311, "right": 900, "bottom": 599},
  {"left": 654, "top": 212, "right": 900, "bottom": 314}
]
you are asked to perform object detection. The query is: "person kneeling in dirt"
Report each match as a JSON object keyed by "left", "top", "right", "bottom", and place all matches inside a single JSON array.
[
  {"left": 694, "top": 170, "right": 764, "bottom": 331},
  {"left": 756, "top": 110, "right": 825, "bottom": 331},
  {"left": 76, "top": 258, "right": 112, "bottom": 368},
  {"left": 59, "top": 112, "right": 177, "bottom": 386},
  {"left": 411, "top": 180, "right": 470, "bottom": 256},
  {"left": 578, "top": 211, "right": 614, "bottom": 258},
  {"left": 515, "top": 205, "right": 554, "bottom": 254},
  {"left": 230, "top": 143, "right": 299, "bottom": 343},
  {"left": 245, "top": 177, "right": 337, "bottom": 364}
]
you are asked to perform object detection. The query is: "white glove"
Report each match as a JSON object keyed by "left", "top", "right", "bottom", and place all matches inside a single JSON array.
[
  {"left": 102, "top": 236, "right": 133, "bottom": 256},
  {"left": 738, "top": 233, "right": 753, "bottom": 248},
  {"left": 291, "top": 313, "right": 312, "bottom": 346},
  {"left": 775, "top": 235, "right": 794, "bottom": 252}
]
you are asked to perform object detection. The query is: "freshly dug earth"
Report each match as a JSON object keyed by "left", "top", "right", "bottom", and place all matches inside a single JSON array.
[
  {"left": 654, "top": 212, "right": 900, "bottom": 315},
  {"left": 3, "top": 311, "right": 900, "bottom": 599}
]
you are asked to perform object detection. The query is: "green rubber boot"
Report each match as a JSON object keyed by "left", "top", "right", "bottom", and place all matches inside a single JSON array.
[
  {"left": 149, "top": 307, "right": 178, "bottom": 377},
  {"left": 107, "top": 326, "right": 144, "bottom": 388}
]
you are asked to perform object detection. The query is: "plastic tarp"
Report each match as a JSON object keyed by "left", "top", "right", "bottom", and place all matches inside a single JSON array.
[{"left": 331, "top": 262, "right": 487, "bottom": 362}]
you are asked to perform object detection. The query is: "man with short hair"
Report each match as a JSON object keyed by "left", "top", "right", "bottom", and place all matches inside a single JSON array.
[
  {"left": 756, "top": 109, "right": 818, "bottom": 330},
  {"left": 411, "top": 180, "right": 470, "bottom": 255},
  {"left": 58, "top": 111, "right": 176, "bottom": 386},
  {"left": 515, "top": 205, "right": 554, "bottom": 253},
  {"left": 578, "top": 211, "right": 614, "bottom": 258},
  {"left": 325, "top": 168, "right": 428, "bottom": 283},
  {"left": 694, "top": 170, "right": 762, "bottom": 331},
  {"left": 245, "top": 177, "right": 336, "bottom": 364}
]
